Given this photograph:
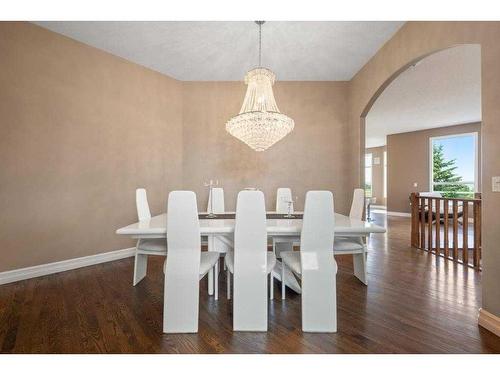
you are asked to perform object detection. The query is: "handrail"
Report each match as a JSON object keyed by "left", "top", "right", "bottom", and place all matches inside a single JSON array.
[
  {"left": 413, "top": 192, "right": 481, "bottom": 203},
  {"left": 410, "top": 192, "right": 481, "bottom": 269}
]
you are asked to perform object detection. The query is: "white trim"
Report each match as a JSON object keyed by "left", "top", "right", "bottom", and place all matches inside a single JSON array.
[
  {"left": 0, "top": 247, "right": 136, "bottom": 286},
  {"left": 386, "top": 211, "right": 411, "bottom": 217},
  {"left": 383, "top": 150, "right": 387, "bottom": 199}
]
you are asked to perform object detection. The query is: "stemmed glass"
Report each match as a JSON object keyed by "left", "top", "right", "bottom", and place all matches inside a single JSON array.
[
  {"left": 283, "top": 196, "right": 297, "bottom": 218},
  {"left": 204, "top": 179, "right": 219, "bottom": 218}
]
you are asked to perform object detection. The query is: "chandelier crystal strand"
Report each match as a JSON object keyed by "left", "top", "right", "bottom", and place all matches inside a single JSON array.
[{"left": 225, "top": 21, "right": 294, "bottom": 152}]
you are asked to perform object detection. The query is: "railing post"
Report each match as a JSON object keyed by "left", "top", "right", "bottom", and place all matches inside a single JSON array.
[
  {"left": 420, "top": 196, "right": 426, "bottom": 250},
  {"left": 428, "top": 197, "right": 433, "bottom": 252},
  {"left": 410, "top": 193, "right": 420, "bottom": 247},
  {"left": 473, "top": 199, "right": 481, "bottom": 268}
]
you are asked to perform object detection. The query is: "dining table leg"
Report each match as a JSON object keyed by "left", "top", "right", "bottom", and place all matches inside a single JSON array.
[
  {"left": 352, "top": 251, "right": 368, "bottom": 285},
  {"left": 133, "top": 253, "right": 148, "bottom": 286},
  {"left": 207, "top": 235, "right": 214, "bottom": 295}
]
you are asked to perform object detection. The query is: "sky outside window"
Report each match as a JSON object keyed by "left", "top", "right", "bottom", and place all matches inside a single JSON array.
[{"left": 432, "top": 134, "right": 475, "bottom": 182}]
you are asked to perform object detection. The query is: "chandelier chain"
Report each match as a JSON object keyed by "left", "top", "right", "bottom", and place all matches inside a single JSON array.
[{"left": 259, "top": 22, "right": 262, "bottom": 67}]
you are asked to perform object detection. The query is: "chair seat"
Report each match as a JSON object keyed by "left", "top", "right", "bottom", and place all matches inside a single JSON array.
[
  {"left": 163, "top": 251, "right": 219, "bottom": 277},
  {"left": 225, "top": 251, "right": 276, "bottom": 274},
  {"left": 281, "top": 251, "right": 338, "bottom": 275},
  {"left": 272, "top": 236, "right": 301, "bottom": 250},
  {"left": 137, "top": 239, "right": 167, "bottom": 254},
  {"left": 273, "top": 236, "right": 300, "bottom": 243},
  {"left": 332, "top": 238, "right": 364, "bottom": 253}
]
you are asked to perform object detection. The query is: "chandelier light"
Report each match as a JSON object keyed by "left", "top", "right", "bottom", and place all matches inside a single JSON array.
[{"left": 226, "top": 21, "right": 294, "bottom": 152}]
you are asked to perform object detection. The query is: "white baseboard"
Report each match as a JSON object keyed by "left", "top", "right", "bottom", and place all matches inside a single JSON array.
[
  {"left": 0, "top": 247, "right": 136, "bottom": 286},
  {"left": 386, "top": 211, "right": 412, "bottom": 217}
]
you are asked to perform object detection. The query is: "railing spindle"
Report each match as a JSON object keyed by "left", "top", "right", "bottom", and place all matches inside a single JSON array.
[
  {"left": 453, "top": 200, "right": 458, "bottom": 260},
  {"left": 435, "top": 199, "right": 440, "bottom": 256},
  {"left": 443, "top": 199, "right": 449, "bottom": 258},
  {"left": 462, "top": 202, "right": 469, "bottom": 265}
]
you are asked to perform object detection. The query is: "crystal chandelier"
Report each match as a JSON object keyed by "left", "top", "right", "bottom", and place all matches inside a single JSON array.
[{"left": 226, "top": 21, "right": 294, "bottom": 152}]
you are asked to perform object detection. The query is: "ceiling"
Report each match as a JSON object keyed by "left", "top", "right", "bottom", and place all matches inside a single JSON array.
[
  {"left": 33, "top": 21, "right": 404, "bottom": 81},
  {"left": 366, "top": 44, "right": 481, "bottom": 148}
]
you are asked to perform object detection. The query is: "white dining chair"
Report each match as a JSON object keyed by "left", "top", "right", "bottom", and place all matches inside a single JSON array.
[
  {"left": 133, "top": 188, "right": 167, "bottom": 286},
  {"left": 163, "top": 191, "right": 219, "bottom": 333},
  {"left": 332, "top": 188, "right": 368, "bottom": 285},
  {"left": 281, "top": 191, "right": 337, "bottom": 332},
  {"left": 225, "top": 190, "right": 276, "bottom": 331}
]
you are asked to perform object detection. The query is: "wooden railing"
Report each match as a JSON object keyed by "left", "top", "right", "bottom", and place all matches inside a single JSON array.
[{"left": 410, "top": 193, "right": 482, "bottom": 269}]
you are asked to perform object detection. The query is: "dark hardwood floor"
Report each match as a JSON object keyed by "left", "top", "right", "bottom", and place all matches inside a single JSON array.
[{"left": 1, "top": 213, "right": 499, "bottom": 353}]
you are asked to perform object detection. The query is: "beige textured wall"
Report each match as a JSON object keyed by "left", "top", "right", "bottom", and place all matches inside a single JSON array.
[
  {"left": 0, "top": 23, "right": 351, "bottom": 273},
  {"left": 182, "top": 81, "right": 351, "bottom": 213},
  {"left": 348, "top": 22, "right": 500, "bottom": 316},
  {"left": 365, "top": 146, "right": 385, "bottom": 206},
  {"left": 0, "top": 22, "right": 184, "bottom": 272},
  {"left": 386, "top": 123, "right": 481, "bottom": 213}
]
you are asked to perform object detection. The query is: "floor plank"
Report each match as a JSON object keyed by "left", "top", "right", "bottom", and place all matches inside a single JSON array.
[{"left": 0, "top": 213, "right": 499, "bottom": 353}]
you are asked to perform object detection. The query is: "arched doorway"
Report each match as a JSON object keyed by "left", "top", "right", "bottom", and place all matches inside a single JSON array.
[
  {"left": 362, "top": 44, "right": 481, "bottom": 218},
  {"left": 346, "top": 20, "right": 500, "bottom": 337}
]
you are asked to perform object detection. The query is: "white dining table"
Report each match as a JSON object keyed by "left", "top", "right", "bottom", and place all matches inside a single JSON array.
[{"left": 116, "top": 211, "right": 386, "bottom": 292}]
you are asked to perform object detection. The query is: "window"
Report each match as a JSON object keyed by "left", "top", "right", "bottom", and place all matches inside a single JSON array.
[
  {"left": 429, "top": 132, "right": 478, "bottom": 198},
  {"left": 365, "top": 153, "right": 373, "bottom": 198}
]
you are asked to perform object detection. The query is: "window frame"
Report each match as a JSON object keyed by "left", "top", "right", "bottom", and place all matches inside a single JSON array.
[
  {"left": 365, "top": 153, "right": 373, "bottom": 198},
  {"left": 428, "top": 132, "right": 479, "bottom": 194}
]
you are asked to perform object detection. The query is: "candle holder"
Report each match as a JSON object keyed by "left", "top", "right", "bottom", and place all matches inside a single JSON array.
[{"left": 204, "top": 179, "right": 219, "bottom": 218}]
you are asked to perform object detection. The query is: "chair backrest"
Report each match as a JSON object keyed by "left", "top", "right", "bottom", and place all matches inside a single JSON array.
[
  {"left": 276, "top": 187, "right": 293, "bottom": 213},
  {"left": 164, "top": 191, "right": 201, "bottom": 333},
  {"left": 349, "top": 188, "right": 365, "bottom": 219},
  {"left": 235, "top": 190, "right": 267, "bottom": 254},
  {"left": 300, "top": 191, "right": 335, "bottom": 254},
  {"left": 233, "top": 190, "right": 268, "bottom": 331},
  {"left": 207, "top": 187, "right": 225, "bottom": 214},
  {"left": 167, "top": 191, "right": 201, "bottom": 252},
  {"left": 136, "top": 188, "right": 151, "bottom": 221},
  {"left": 300, "top": 191, "right": 337, "bottom": 333}
]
